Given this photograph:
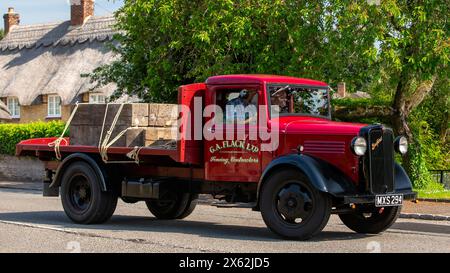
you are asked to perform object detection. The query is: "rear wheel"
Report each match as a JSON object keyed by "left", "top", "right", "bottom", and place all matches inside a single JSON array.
[
  {"left": 146, "top": 192, "right": 198, "bottom": 220},
  {"left": 60, "top": 161, "right": 117, "bottom": 224},
  {"left": 260, "top": 169, "right": 331, "bottom": 240},
  {"left": 339, "top": 205, "right": 401, "bottom": 234}
]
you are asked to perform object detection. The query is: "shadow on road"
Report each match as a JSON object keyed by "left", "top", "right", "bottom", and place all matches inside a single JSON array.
[{"left": 2, "top": 210, "right": 444, "bottom": 242}]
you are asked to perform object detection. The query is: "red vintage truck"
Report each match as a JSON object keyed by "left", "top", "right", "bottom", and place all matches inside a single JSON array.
[{"left": 16, "top": 75, "right": 416, "bottom": 240}]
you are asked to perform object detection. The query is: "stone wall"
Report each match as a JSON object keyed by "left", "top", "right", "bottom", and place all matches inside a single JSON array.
[{"left": 0, "top": 155, "right": 44, "bottom": 182}]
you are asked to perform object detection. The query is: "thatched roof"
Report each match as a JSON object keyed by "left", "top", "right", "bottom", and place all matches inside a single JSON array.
[
  {"left": 0, "top": 16, "right": 118, "bottom": 106},
  {"left": 0, "top": 100, "right": 11, "bottom": 120}
]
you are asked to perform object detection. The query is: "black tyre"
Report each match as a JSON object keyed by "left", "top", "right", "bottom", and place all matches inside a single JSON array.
[
  {"left": 60, "top": 161, "right": 117, "bottom": 224},
  {"left": 146, "top": 192, "right": 198, "bottom": 220},
  {"left": 260, "top": 169, "right": 332, "bottom": 240},
  {"left": 339, "top": 205, "right": 401, "bottom": 234}
]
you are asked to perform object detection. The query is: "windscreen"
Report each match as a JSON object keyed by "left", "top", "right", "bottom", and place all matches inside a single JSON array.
[{"left": 268, "top": 84, "right": 330, "bottom": 117}]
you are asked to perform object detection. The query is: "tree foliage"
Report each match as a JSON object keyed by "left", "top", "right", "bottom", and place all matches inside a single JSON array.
[
  {"left": 0, "top": 29, "right": 4, "bottom": 40},
  {"left": 90, "top": 0, "right": 386, "bottom": 102},
  {"left": 88, "top": 0, "right": 449, "bottom": 187}
]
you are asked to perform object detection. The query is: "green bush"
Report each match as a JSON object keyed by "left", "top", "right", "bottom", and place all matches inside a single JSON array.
[
  {"left": 0, "top": 121, "right": 66, "bottom": 155},
  {"left": 331, "top": 97, "right": 391, "bottom": 108},
  {"left": 408, "top": 120, "right": 449, "bottom": 189}
]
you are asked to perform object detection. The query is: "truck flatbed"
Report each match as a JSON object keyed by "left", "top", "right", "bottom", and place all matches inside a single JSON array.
[{"left": 16, "top": 137, "right": 179, "bottom": 162}]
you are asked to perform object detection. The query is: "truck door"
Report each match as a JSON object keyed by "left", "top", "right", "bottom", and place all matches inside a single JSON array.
[{"left": 204, "top": 85, "right": 262, "bottom": 182}]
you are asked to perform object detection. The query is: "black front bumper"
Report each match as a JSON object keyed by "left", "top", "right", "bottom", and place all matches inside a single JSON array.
[{"left": 341, "top": 190, "right": 417, "bottom": 204}]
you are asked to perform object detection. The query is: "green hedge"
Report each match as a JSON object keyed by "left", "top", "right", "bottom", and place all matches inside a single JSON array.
[
  {"left": 0, "top": 121, "right": 66, "bottom": 155},
  {"left": 331, "top": 97, "right": 391, "bottom": 108}
]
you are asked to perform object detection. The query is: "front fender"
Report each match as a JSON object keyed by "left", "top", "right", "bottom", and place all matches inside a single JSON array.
[
  {"left": 258, "top": 154, "right": 357, "bottom": 199},
  {"left": 394, "top": 162, "right": 413, "bottom": 192}
]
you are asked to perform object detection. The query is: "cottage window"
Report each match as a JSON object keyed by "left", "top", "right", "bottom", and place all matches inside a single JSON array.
[
  {"left": 89, "top": 94, "right": 106, "bottom": 104},
  {"left": 7, "top": 97, "right": 20, "bottom": 118},
  {"left": 48, "top": 95, "right": 61, "bottom": 118}
]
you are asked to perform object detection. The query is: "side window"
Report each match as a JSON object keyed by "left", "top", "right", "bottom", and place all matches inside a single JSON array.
[{"left": 215, "top": 88, "right": 258, "bottom": 125}]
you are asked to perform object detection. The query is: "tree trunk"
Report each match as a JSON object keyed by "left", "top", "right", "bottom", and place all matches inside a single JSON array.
[
  {"left": 392, "top": 85, "right": 413, "bottom": 174},
  {"left": 392, "top": 74, "right": 437, "bottom": 175}
]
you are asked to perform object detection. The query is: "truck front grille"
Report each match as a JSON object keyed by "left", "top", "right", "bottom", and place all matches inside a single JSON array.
[{"left": 367, "top": 127, "right": 395, "bottom": 194}]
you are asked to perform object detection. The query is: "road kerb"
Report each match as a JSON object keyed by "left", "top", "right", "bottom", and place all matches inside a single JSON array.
[{"left": 399, "top": 213, "right": 450, "bottom": 221}]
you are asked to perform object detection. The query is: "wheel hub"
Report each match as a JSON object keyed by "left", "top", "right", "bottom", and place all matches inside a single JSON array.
[
  {"left": 277, "top": 184, "right": 313, "bottom": 223},
  {"left": 79, "top": 187, "right": 87, "bottom": 199},
  {"left": 69, "top": 177, "right": 91, "bottom": 212}
]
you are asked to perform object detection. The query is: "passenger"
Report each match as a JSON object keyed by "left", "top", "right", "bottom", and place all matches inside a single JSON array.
[{"left": 225, "top": 89, "right": 257, "bottom": 124}]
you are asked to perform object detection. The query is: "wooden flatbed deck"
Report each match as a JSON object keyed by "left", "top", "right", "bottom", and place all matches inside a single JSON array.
[{"left": 16, "top": 137, "right": 180, "bottom": 162}]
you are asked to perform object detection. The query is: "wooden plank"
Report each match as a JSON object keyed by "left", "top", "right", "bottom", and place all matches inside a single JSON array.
[
  {"left": 71, "top": 104, "right": 149, "bottom": 127},
  {"left": 145, "top": 127, "right": 176, "bottom": 141},
  {"left": 124, "top": 128, "right": 146, "bottom": 147},
  {"left": 148, "top": 103, "right": 178, "bottom": 127},
  {"left": 70, "top": 124, "right": 129, "bottom": 147},
  {"left": 69, "top": 103, "right": 181, "bottom": 148}
]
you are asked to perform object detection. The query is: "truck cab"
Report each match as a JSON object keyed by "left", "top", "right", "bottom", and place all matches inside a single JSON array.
[{"left": 16, "top": 74, "right": 416, "bottom": 240}]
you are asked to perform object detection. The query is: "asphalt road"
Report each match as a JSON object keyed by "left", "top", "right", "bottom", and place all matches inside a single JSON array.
[{"left": 0, "top": 188, "right": 449, "bottom": 253}]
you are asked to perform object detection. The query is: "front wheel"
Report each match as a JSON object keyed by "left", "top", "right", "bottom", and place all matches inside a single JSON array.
[
  {"left": 339, "top": 205, "right": 401, "bottom": 234},
  {"left": 260, "top": 169, "right": 332, "bottom": 240},
  {"left": 146, "top": 192, "right": 198, "bottom": 220}
]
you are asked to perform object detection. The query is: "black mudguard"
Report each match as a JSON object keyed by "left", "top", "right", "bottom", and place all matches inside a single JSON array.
[
  {"left": 50, "top": 153, "right": 108, "bottom": 191},
  {"left": 257, "top": 154, "right": 416, "bottom": 204},
  {"left": 258, "top": 154, "right": 358, "bottom": 198},
  {"left": 394, "top": 162, "right": 414, "bottom": 192}
]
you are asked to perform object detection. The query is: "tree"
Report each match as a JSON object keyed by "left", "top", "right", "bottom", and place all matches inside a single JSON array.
[
  {"left": 373, "top": 1, "right": 449, "bottom": 175},
  {"left": 0, "top": 29, "right": 4, "bottom": 40},
  {"left": 88, "top": 0, "right": 449, "bottom": 181}
]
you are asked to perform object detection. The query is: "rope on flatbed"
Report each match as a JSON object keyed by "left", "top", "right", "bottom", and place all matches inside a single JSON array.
[
  {"left": 126, "top": 146, "right": 144, "bottom": 164},
  {"left": 49, "top": 102, "right": 147, "bottom": 164},
  {"left": 48, "top": 102, "right": 79, "bottom": 160},
  {"left": 98, "top": 103, "right": 144, "bottom": 164}
]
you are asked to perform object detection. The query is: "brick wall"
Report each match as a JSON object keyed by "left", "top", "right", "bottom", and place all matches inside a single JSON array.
[{"left": 9, "top": 105, "right": 71, "bottom": 124}]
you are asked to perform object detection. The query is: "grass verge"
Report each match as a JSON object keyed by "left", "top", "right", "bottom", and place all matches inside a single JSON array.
[{"left": 415, "top": 181, "right": 450, "bottom": 199}]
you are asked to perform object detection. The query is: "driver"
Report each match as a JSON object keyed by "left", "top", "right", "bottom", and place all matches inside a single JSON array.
[{"left": 271, "top": 89, "right": 289, "bottom": 114}]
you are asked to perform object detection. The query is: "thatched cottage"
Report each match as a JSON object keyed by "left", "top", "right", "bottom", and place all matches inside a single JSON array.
[{"left": 0, "top": 0, "right": 117, "bottom": 123}]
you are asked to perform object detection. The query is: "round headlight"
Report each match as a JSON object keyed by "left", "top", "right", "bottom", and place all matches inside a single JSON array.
[
  {"left": 351, "top": 137, "right": 367, "bottom": 156},
  {"left": 395, "top": 136, "right": 408, "bottom": 154}
]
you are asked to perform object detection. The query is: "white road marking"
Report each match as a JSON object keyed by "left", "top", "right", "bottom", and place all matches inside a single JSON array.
[{"left": 0, "top": 219, "right": 218, "bottom": 252}]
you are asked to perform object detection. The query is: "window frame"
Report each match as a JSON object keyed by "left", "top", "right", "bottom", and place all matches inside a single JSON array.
[
  {"left": 266, "top": 83, "right": 331, "bottom": 120},
  {"left": 215, "top": 88, "right": 260, "bottom": 126},
  {"left": 47, "top": 95, "right": 62, "bottom": 118},
  {"left": 7, "top": 97, "right": 20, "bottom": 118},
  {"left": 89, "top": 93, "right": 106, "bottom": 104}
]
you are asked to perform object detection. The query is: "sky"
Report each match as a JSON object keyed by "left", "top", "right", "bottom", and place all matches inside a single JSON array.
[{"left": 1, "top": 0, "right": 124, "bottom": 25}]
